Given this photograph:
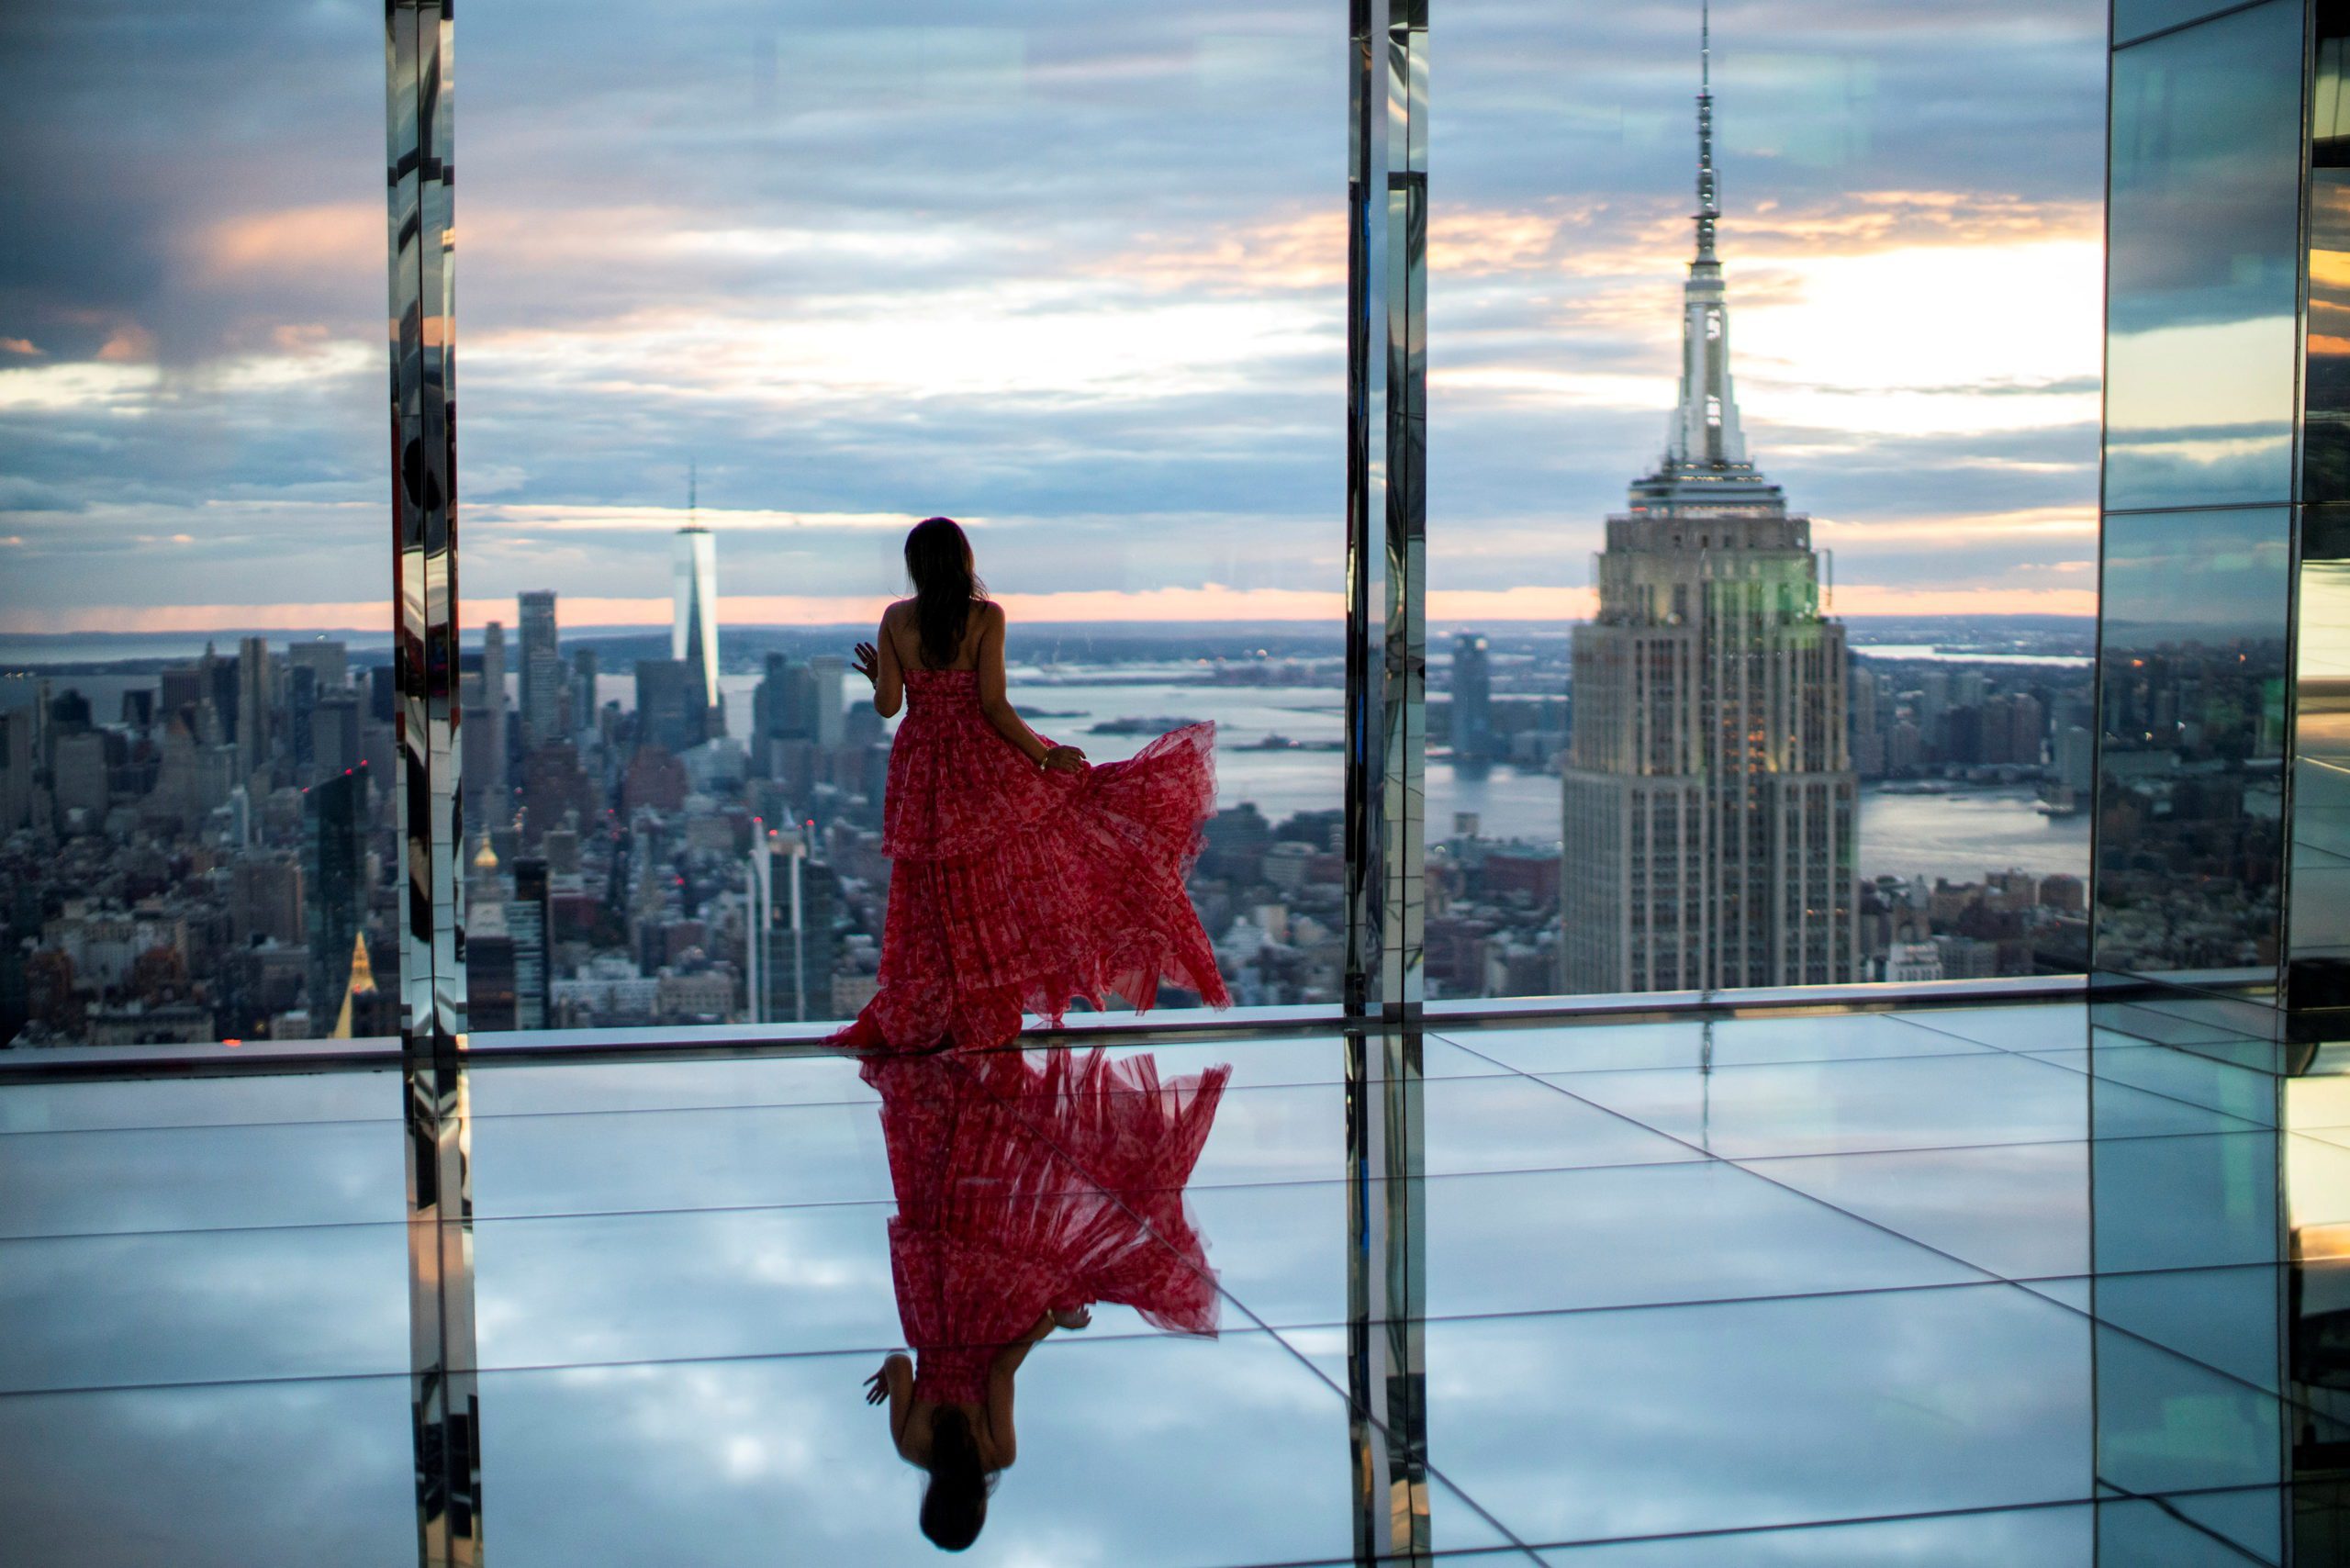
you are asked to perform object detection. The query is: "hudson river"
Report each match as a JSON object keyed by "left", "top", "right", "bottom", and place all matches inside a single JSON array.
[{"left": 722, "top": 670, "right": 2093, "bottom": 887}]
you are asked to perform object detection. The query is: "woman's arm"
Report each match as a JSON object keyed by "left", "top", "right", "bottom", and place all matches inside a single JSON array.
[
  {"left": 870, "top": 1352, "right": 917, "bottom": 1451},
  {"left": 981, "top": 1316, "right": 1056, "bottom": 1468},
  {"left": 976, "top": 604, "right": 1086, "bottom": 774},
  {"left": 867, "top": 608, "right": 904, "bottom": 718}
]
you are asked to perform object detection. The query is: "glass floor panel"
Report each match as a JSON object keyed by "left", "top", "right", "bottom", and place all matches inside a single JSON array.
[{"left": 0, "top": 996, "right": 2317, "bottom": 1565}]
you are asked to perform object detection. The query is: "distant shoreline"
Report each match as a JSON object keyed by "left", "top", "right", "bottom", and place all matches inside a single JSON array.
[
  {"left": 0, "top": 611, "right": 2098, "bottom": 665},
  {"left": 0, "top": 610, "right": 2102, "bottom": 643}
]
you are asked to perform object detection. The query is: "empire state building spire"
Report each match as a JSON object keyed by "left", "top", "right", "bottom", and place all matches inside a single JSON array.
[
  {"left": 1665, "top": 1, "right": 1750, "bottom": 471},
  {"left": 1562, "top": 0, "right": 1857, "bottom": 998}
]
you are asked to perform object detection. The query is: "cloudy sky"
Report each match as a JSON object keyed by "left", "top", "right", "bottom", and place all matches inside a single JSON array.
[{"left": 0, "top": 0, "right": 2107, "bottom": 636}]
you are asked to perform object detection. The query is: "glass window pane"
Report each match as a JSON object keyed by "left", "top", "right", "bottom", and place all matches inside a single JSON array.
[
  {"left": 2308, "top": 17, "right": 2350, "bottom": 502},
  {"left": 2093, "top": 508, "right": 2290, "bottom": 980},
  {"left": 2292, "top": 508, "right": 2350, "bottom": 1004},
  {"left": 2311, "top": 170, "right": 2350, "bottom": 502},
  {"left": 464, "top": 7, "right": 1344, "bottom": 1037},
  {"left": 0, "top": 8, "right": 399, "bottom": 1052},
  {"left": 1433, "top": 0, "right": 2104, "bottom": 1000},
  {"left": 2115, "top": 0, "right": 2266, "bottom": 46},
  {"left": 2105, "top": 0, "right": 2302, "bottom": 511}
]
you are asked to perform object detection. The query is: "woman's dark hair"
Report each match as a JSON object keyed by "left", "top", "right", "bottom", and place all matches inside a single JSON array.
[
  {"left": 903, "top": 516, "right": 988, "bottom": 669},
  {"left": 918, "top": 1405, "right": 992, "bottom": 1551}
]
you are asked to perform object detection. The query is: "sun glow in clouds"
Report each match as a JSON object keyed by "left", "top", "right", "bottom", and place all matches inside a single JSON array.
[{"left": 1733, "top": 239, "right": 2103, "bottom": 437}]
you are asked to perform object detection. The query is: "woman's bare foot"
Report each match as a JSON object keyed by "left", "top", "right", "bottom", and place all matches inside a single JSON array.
[{"left": 1052, "top": 1305, "right": 1092, "bottom": 1331}]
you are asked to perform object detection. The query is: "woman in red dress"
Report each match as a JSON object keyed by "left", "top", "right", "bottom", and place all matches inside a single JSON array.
[
  {"left": 835, "top": 516, "right": 1232, "bottom": 1056},
  {"left": 861, "top": 1046, "right": 1230, "bottom": 1550}
]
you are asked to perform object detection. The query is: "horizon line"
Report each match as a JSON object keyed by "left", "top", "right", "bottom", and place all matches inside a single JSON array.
[
  {"left": 0, "top": 584, "right": 2099, "bottom": 639},
  {"left": 1, "top": 609, "right": 2100, "bottom": 646}
]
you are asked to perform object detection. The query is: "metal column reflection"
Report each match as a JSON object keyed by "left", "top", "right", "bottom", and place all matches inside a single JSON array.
[
  {"left": 387, "top": 2, "right": 479, "bottom": 1562},
  {"left": 1344, "top": 0, "right": 1427, "bottom": 1025},
  {"left": 2086, "top": 994, "right": 2291, "bottom": 1562},
  {"left": 1347, "top": 1027, "right": 1428, "bottom": 1564}
]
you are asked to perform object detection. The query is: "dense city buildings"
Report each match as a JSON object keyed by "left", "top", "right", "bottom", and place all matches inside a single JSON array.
[
  {"left": 3, "top": 594, "right": 2103, "bottom": 1047},
  {"left": 1555, "top": 41, "right": 1860, "bottom": 994}
]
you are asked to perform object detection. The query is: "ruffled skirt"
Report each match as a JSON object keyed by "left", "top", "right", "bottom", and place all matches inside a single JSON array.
[
  {"left": 867, "top": 1048, "right": 1228, "bottom": 1404},
  {"left": 834, "top": 713, "right": 1232, "bottom": 1055}
]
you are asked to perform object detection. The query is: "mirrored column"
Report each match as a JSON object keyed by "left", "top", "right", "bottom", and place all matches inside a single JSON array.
[
  {"left": 1345, "top": 0, "right": 1427, "bottom": 1025},
  {"left": 2087, "top": 997, "right": 2287, "bottom": 1560},
  {"left": 2093, "top": 0, "right": 2302, "bottom": 999},
  {"left": 387, "top": 2, "right": 479, "bottom": 1562},
  {"left": 1347, "top": 1026, "right": 1428, "bottom": 1564},
  {"left": 2295, "top": 7, "right": 2350, "bottom": 1028}
]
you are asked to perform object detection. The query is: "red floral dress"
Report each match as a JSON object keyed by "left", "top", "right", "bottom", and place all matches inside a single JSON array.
[
  {"left": 866, "top": 1047, "right": 1230, "bottom": 1404},
  {"left": 829, "top": 666, "right": 1231, "bottom": 1055}
]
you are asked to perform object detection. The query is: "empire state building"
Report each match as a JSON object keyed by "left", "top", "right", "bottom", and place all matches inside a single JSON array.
[{"left": 1558, "top": 14, "right": 1859, "bottom": 993}]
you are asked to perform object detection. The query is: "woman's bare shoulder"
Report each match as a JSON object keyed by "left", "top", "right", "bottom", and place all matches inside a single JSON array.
[
  {"left": 881, "top": 598, "right": 912, "bottom": 622},
  {"left": 979, "top": 599, "right": 1006, "bottom": 627}
]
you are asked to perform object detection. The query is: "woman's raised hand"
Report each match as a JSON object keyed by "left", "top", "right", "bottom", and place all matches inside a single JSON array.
[{"left": 852, "top": 642, "right": 879, "bottom": 688}]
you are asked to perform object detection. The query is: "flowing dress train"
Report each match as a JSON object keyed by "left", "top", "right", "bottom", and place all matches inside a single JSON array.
[
  {"left": 866, "top": 1048, "right": 1229, "bottom": 1404},
  {"left": 830, "top": 666, "right": 1231, "bottom": 1055}
]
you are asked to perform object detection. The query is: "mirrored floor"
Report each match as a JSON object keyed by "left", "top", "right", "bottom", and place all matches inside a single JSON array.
[{"left": 2, "top": 995, "right": 2335, "bottom": 1566}]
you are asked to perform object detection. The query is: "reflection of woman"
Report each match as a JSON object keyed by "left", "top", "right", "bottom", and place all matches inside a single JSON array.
[
  {"left": 836, "top": 516, "right": 1230, "bottom": 1056},
  {"left": 860, "top": 1047, "right": 1230, "bottom": 1551}
]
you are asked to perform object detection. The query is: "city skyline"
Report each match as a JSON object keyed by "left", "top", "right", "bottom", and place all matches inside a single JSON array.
[{"left": 0, "top": 0, "right": 2105, "bottom": 635}]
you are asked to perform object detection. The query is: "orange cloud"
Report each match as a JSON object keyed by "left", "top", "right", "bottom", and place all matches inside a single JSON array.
[
  {"left": 1426, "top": 192, "right": 2102, "bottom": 287},
  {"left": 0, "top": 337, "right": 40, "bottom": 356},
  {"left": 1093, "top": 210, "right": 1343, "bottom": 295},
  {"left": 268, "top": 323, "right": 337, "bottom": 356},
  {"left": 1833, "top": 584, "right": 2095, "bottom": 617},
  {"left": 95, "top": 324, "right": 155, "bottom": 364},
  {"left": 1811, "top": 506, "right": 2098, "bottom": 547},
  {"left": 1431, "top": 210, "right": 1572, "bottom": 276},
  {"left": 193, "top": 202, "right": 378, "bottom": 280}
]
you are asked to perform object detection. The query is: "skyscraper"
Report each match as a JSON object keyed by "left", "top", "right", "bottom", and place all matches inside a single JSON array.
[
  {"left": 237, "top": 636, "right": 271, "bottom": 787},
  {"left": 1451, "top": 633, "right": 1494, "bottom": 763},
  {"left": 304, "top": 765, "right": 368, "bottom": 1029},
  {"left": 480, "top": 621, "right": 509, "bottom": 797},
  {"left": 204, "top": 641, "right": 240, "bottom": 743},
  {"left": 674, "top": 466, "right": 722, "bottom": 734},
  {"left": 287, "top": 638, "right": 348, "bottom": 693},
  {"left": 519, "top": 590, "right": 563, "bottom": 745},
  {"left": 309, "top": 694, "right": 360, "bottom": 779},
  {"left": 570, "top": 647, "right": 599, "bottom": 734},
  {"left": 635, "top": 658, "right": 708, "bottom": 755},
  {"left": 510, "top": 856, "right": 551, "bottom": 1031},
  {"left": 287, "top": 664, "right": 317, "bottom": 781},
  {"left": 748, "top": 825, "right": 838, "bottom": 1023},
  {"left": 1558, "top": 15, "right": 1859, "bottom": 994},
  {"left": 807, "top": 655, "right": 845, "bottom": 748}
]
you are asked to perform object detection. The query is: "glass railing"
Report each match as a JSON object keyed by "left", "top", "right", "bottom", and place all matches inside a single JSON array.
[
  {"left": 453, "top": 6, "right": 1348, "bottom": 1040},
  {"left": 4, "top": 0, "right": 2143, "bottom": 1053},
  {"left": 0, "top": 1, "right": 402, "bottom": 1056},
  {"left": 1426, "top": 0, "right": 2107, "bottom": 1001}
]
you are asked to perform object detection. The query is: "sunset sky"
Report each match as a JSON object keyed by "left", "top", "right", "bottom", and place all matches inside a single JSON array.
[{"left": 0, "top": 0, "right": 2108, "bottom": 637}]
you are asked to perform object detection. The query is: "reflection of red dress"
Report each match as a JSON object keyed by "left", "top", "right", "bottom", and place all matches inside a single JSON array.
[
  {"left": 830, "top": 666, "right": 1231, "bottom": 1055},
  {"left": 865, "top": 1047, "right": 1229, "bottom": 1405}
]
